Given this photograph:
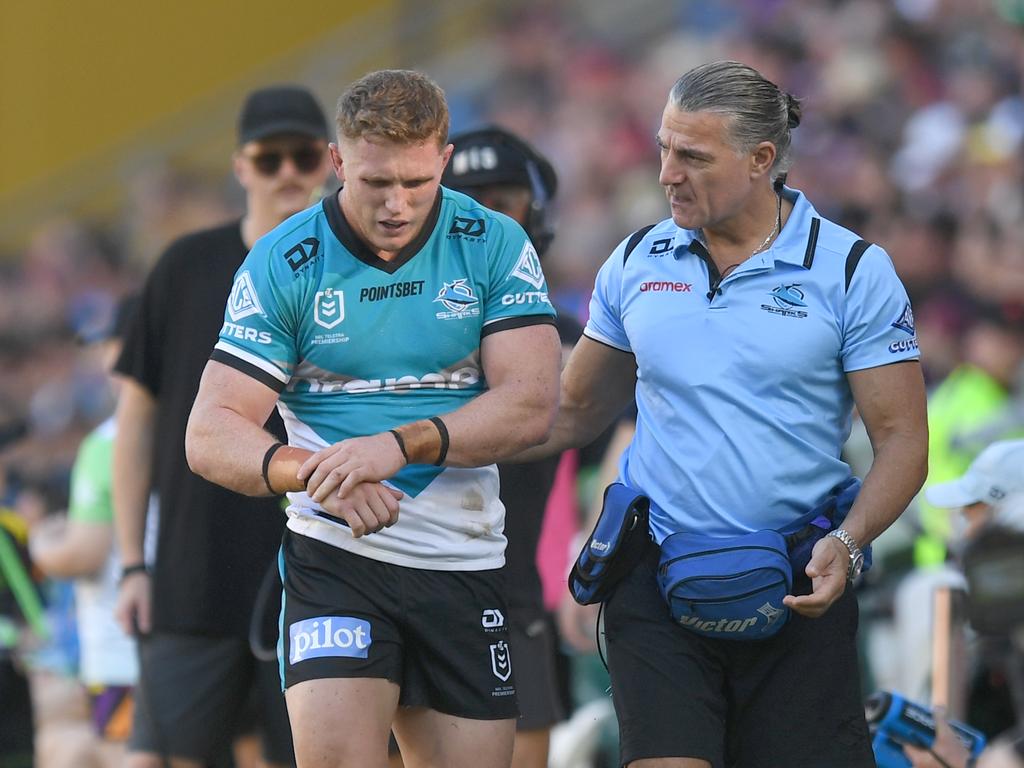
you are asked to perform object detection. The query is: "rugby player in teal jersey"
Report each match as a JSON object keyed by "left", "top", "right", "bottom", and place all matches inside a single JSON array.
[{"left": 186, "top": 70, "right": 561, "bottom": 768}]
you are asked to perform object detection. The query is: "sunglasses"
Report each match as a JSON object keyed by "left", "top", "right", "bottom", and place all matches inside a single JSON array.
[{"left": 246, "top": 146, "right": 324, "bottom": 176}]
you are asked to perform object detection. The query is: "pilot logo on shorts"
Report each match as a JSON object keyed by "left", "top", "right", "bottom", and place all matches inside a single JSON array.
[
  {"left": 289, "top": 616, "right": 371, "bottom": 664},
  {"left": 489, "top": 640, "right": 512, "bottom": 682}
]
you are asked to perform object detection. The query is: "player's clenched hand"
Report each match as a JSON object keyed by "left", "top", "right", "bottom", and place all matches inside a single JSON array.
[
  {"left": 318, "top": 481, "right": 404, "bottom": 537},
  {"left": 782, "top": 535, "right": 848, "bottom": 618},
  {"left": 299, "top": 433, "right": 407, "bottom": 503}
]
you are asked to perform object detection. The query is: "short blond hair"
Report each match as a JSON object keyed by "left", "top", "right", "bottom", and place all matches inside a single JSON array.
[{"left": 336, "top": 69, "right": 449, "bottom": 146}]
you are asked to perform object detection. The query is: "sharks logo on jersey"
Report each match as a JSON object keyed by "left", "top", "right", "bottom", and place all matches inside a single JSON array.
[{"left": 434, "top": 279, "right": 480, "bottom": 319}]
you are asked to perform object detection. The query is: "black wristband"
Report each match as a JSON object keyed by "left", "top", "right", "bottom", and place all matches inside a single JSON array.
[
  {"left": 262, "top": 442, "right": 285, "bottom": 494},
  {"left": 429, "top": 416, "right": 449, "bottom": 466},
  {"left": 120, "top": 563, "right": 148, "bottom": 582},
  {"left": 389, "top": 430, "right": 409, "bottom": 464}
]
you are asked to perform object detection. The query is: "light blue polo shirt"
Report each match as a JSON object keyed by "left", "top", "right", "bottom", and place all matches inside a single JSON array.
[{"left": 585, "top": 187, "right": 919, "bottom": 541}]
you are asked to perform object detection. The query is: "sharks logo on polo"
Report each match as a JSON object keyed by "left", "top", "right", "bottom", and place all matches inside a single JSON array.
[
  {"left": 289, "top": 616, "right": 371, "bottom": 664},
  {"left": 314, "top": 288, "right": 345, "bottom": 329},
  {"left": 760, "top": 283, "right": 809, "bottom": 318},
  {"left": 228, "top": 271, "right": 264, "bottom": 321}
]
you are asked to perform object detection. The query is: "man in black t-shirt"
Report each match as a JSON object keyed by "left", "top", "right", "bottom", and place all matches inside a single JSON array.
[
  {"left": 440, "top": 127, "right": 578, "bottom": 768},
  {"left": 113, "top": 85, "right": 332, "bottom": 768}
]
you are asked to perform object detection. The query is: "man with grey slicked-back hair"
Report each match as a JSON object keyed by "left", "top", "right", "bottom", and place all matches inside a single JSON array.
[
  {"left": 509, "top": 59, "right": 928, "bottom": 767},
  {"left": 669, "top": 60, "right": 801, "bottom": 184}
]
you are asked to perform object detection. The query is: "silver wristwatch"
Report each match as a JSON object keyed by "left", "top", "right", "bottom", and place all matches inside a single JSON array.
[{"left": 826, "top": 528, "right": 864, "bottom": 582}]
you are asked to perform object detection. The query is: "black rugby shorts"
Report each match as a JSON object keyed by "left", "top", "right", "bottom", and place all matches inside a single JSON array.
[{"left": 279, "top": 529, "right": 519, "bottom": 720}]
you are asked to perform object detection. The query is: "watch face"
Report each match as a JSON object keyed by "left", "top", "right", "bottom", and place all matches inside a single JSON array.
[{"left": 850, "top": 552, "right": 865, "bottom": 579}]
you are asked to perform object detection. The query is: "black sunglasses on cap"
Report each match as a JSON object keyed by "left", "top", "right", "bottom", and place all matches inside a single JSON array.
[{"left": 245, "top": 146, "right": 324, "bottom": 176}]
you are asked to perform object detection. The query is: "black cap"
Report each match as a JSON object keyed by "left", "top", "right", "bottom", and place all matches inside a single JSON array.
[
  {"left": 443, "top": 126, "right": 557, "bottom": 198},
  {"left": 237, "top": 85, "right": 329, "bottom": 146}
]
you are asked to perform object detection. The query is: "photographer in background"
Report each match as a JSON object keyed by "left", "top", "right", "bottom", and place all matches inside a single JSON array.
[{"left": 904, "top": 440, "right": 1024, "bottom": 768}]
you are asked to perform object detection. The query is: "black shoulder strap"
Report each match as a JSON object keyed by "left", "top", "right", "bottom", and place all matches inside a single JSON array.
[
  {"left": 623, "top": 224, "right": 656, "bottom": 265},
  {"left": 845, "top": 240, "right": 871, "bottom": 293}
]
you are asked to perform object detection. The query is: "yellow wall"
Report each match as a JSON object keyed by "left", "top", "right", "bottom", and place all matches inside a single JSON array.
[{"left": 0, "top": 0, "right": 383, "bottom": 204}]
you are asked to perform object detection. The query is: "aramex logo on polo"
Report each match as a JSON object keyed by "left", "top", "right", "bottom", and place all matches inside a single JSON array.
[{"left": 289, "top": 616, "right": 371, "bottom": 664}]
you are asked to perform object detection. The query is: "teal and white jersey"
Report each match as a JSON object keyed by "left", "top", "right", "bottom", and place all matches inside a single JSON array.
[{"left": 212, "top": 188, "right": 556, "bottom": 570}]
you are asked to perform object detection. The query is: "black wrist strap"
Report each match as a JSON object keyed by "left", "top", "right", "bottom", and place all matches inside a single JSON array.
[
  {"left": 262, "top": 442, "right": 285, "bottom": 495},
  {"left": 389, "top": 430, "right": 409, "bottom": 464},
  {"left": 120, "top": 563, "right": 148, "bottom": 582},
  {"left": 429, "top": 416, "right": 449, "bottom": 466}
]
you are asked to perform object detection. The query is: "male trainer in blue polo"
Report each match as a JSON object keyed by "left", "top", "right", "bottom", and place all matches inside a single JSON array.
[{"left": 516, "top": 60, "right": 928, "bottom": 768}]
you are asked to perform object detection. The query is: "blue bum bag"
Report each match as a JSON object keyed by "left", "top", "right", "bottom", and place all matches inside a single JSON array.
[
  {"left": 568, "top": 483, "right": 651, "bottom": 605},
  {"left": 658, "top": 477, "right": 864, "bottom": 641}
]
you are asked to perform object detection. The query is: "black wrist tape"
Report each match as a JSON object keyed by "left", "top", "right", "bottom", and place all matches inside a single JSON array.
[
  {"left": 389, "top": 430, "right": 410, "bottom": 464},
  {"left": 262, "top": 442, "right": 285, "bottom": 494},
  {"left": 429, "top": 416, "right": 449, "bottom": 466}
]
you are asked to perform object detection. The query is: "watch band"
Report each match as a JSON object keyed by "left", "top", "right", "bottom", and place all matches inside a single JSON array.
[{"left": 826, "top": 528, "right": 863, "bottom": 580}]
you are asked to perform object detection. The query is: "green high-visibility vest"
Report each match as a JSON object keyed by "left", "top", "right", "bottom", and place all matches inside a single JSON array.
[{"left": 916, "top": 365, "right": 1018, "bottom": 566}]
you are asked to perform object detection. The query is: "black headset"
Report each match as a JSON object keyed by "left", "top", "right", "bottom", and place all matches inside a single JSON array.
[{"left": 445, "top": 126, "right": 559, "bottom": 257}]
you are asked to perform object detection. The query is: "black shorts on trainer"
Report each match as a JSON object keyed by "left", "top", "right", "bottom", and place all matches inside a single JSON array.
[
  {"left": 280, "top": 529, "right": 518, "bottom": 720},
  {"left": 604, "top": 543, "right": 874, "bottom": 768}
]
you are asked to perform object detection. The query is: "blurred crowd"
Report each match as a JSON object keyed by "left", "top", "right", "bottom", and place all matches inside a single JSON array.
[{"left": 3, "top": 0, "right": 1024, "bottom": 765}]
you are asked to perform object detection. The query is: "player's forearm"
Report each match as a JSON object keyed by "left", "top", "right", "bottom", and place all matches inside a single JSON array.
[
  {"left": 386, "top": 385, "right": 556, "bottom": 469},
  {"left": 112, "top": 384, "right": 156, "bottom": 566},
  {"left": 435, "top": 381, "right": 559, "bottom": 467},
  {"left": 840, "top": 427, "right": 928, "bottom": 548},
  {"left": 185, "top": 402, "right": 311, "bottom": 496}
]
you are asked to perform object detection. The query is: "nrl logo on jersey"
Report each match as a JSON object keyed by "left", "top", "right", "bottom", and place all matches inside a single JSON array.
[
  {"left": 313, "top": 288, "right": 345, "bottom": 329},
  {"left": 227, "top": 271, "right": 264, "bottom": 321},
  {"left": 508, "top": 242, "right": 544, "bottom": 289}
]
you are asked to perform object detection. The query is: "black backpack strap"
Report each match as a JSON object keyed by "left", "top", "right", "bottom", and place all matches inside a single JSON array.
[
  {"left": 623, "top": 224, "right": 657, "bottom": 265},
  {"left": 845, "top": 240, "right": 872, "bottom": 293}
]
